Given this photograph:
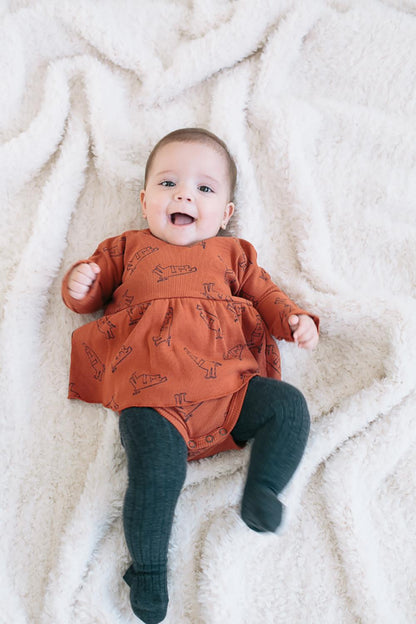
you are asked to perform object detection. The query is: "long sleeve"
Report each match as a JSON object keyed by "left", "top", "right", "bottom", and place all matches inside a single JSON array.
[
  {"left": 61, "top": 233, "right": 127, "bottom": 314},
  {"left": 234, "top": 239, "right": 319, "bottom": 341}
]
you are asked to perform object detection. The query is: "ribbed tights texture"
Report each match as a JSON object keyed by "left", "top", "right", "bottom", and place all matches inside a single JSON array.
[{"left": 119, "top": 376, "right": 310, "bottom": 623}]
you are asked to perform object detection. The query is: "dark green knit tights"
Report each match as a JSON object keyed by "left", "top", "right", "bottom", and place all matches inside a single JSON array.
[{"left": 119, "top": 376, "right": 310, "bottom": 623}]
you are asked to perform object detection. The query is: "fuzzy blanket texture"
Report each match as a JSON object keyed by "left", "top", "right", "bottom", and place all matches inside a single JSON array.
[{"left": 1, "top": 1, "right": 416, "bottom": 623}]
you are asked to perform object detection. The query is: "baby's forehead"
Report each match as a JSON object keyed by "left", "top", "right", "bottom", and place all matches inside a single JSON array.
[
  {"left": 150, "top": 140, "right": 231, "bottom": 180},
  {"left": 153, "top": 139, "right": 226, "bottom": 163}
]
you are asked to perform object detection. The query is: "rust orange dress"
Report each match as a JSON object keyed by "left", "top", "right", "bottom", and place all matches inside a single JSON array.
[{"left": 62, "top": 229, "right": 319, "bottom": 460}]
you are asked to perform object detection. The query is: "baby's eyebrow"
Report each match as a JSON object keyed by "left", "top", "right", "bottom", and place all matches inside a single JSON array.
[
  {"left": 154, "top": 170, "right": 176, "bottom": 178},
  {"left": 198, "top": 174, "right": 220, "bottom": 185},
  {"left": 154, "top": 169, "right": 221, "bottom": 181}
]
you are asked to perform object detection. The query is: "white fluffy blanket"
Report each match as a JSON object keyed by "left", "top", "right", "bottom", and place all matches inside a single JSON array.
[{"left": 2, "top": 1, "right": 416, "bottom": 622}]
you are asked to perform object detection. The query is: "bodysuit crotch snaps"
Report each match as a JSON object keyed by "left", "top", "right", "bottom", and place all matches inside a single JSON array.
[{"left": 157, "top": 384, "right": 249, "bottom": 461}]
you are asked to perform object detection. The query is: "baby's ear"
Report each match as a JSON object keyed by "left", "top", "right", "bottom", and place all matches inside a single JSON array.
[
  {"left": 140, "top": 189, "right": 147, "bottom": 217},
  {"left": 224, "top": 202, "right": 235, "bottom": 225}
]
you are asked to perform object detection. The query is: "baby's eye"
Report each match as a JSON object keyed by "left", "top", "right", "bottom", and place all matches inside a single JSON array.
[
  {"left": 198, "top": 185, "right": 213, "bottom": 193},
  {"left": 160, "top": 180, "right": 175, "bottom": 187}
]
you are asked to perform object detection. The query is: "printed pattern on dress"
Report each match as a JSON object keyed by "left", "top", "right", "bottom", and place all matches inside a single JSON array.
[
  {"left": 105, "top": 396, "right": 120, "bottom": 411},
  {"left": 69, "top": 382, "right": 81, "bottom": 399},
  {"left": 226, "top": 301, "right": 246, "bottom": 322},
  {"left": 111, "top": 345, "right": 133, "bottom": 372},
  {"left": 129, "top": 373, "right": 168, "bottom": 394},
  {"left": 201, "top": 282, "right": 231, "bottom": 301},
  {"left": 82, "top": 343, "right": 105, "bottom": 381},
  {"left": 127, "top": 302, "right": 152, "bottom": 325},
  {"left": 196, "top": 304, "right": 223, "bottom": 339},
  {"left": 112, "top": 290, "right": 135, "bottom": 313},
  {"left": 97, "top": 317, "right": 116, "bottom": 339},
  {"left": 174, "top": 393, "right": 203, "bottom": 422},
  {"left": 266, "top": 343, "right": 281, "bottom": 375},
  {"left": 223, "top": 344, "right": 247, "bottom": 360},
  {"left": 184, "top": 346, "right": 222, "bottom": 379},
  {"left": 153, "top": 307, "right": 173, "bottom": 346},
  {"left": 127, "top": 245, "right": 159, "bottom": 274},
  {"left": 246, "top": 314, "right": 265, "bottom": 353},
  {"left": 153, "top": 264, "right": 197, "bottom": 282},
  {"left": 102, "top": 236, "right": 126, "bottom": 256}
]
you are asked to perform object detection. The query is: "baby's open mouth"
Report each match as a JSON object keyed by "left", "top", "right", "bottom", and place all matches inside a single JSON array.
[{"left": 170, "top": 213, "right": 195, "bottom": 225}]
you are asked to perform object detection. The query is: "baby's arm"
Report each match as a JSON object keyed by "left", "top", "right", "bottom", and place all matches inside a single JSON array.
[
  {"left": 62, "top": 232, "right": 127, "bottom": 313},
  {"left": 235, "top": 239, "right": 320, "bottom": 345},
  {"left": 67, "top": 262, "right": 101, "bottom": 300},
  {"left": 288, "top": 314, "right": 319, "bottom": 350}
]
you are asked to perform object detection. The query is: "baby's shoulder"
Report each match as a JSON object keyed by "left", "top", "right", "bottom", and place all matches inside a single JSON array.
[
  {"left": 114, "top": 228, "right": 157, "bottom": 252},
  {"left": 211, "top": 235, "right": 257, "bottom": 260}
]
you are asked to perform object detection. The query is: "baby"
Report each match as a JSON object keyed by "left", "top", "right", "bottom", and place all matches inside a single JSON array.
[{"left": 62, "top": 128, "right": 319, "bottom": 624}]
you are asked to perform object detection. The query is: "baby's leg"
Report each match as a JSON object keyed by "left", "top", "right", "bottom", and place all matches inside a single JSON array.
[
  {"left": 231, "top": 376, "right": 310, "bottom": 533},
  {"left": 119, "top": 407, "right": 187, "bottom": 624}
]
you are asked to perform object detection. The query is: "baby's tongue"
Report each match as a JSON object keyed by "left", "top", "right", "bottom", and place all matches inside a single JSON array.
[{"left": 173, "top": 213, "right": 194, "bottom": 225}]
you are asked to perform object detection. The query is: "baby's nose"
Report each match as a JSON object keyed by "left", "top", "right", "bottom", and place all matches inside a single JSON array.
[{"left": 174, "top": 186, "right": 193, "bottom": 202}]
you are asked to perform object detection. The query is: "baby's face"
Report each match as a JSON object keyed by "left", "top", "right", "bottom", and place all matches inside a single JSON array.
[{"left": 140, "top": 141, "right": 234, "bottom": 246}]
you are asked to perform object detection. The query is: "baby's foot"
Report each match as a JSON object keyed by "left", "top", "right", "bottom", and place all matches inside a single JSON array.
[
  {"left": 124, "top": 565, "right": 168, "bottom": 624},
  {"left": 241, "top": 484, "right": 283, "bottom": 533}
]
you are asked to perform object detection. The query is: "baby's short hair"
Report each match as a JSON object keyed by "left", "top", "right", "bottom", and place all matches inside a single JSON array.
[{"left": 144, "top": 128, "right": 237, "bottom": 201}]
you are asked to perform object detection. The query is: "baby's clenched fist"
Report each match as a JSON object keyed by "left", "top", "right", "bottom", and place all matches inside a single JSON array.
[{"left": 67, "top": 262, "right": 101, "bottom": 300}]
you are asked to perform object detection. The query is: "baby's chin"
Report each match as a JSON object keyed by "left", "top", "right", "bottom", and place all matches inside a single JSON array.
[{"left": 148, "top": 225, "right": 221, "bottom": 246}]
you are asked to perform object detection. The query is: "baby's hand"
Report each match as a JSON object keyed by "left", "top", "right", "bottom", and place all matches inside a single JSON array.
[
  {"left": 67, "top": 263, "right": 101, "bottom": 300},
  {"left": 288, "top": 314, "right": 319, "bottom": 350}
]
